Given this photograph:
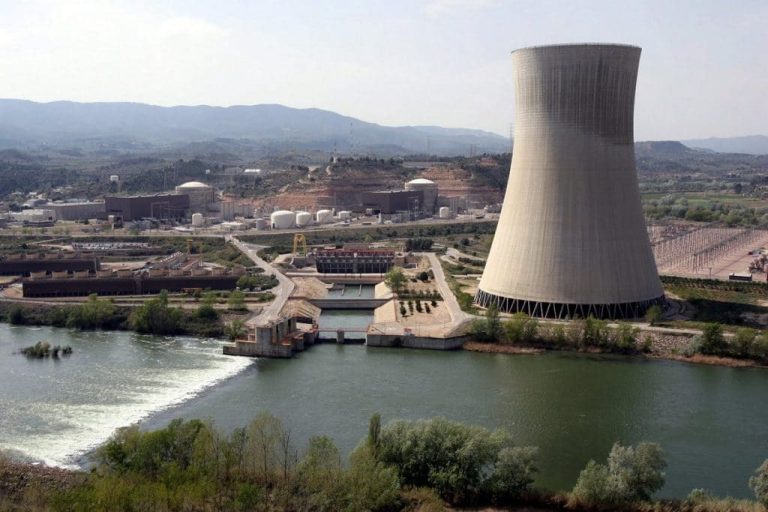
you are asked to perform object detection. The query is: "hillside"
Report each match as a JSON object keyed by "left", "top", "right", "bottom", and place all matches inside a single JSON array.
[
  {"left": 682, "top": 135, "right": 768, "bottom": 155},
  {"left": 0, "top": 99, "right": 509, "bottom": 157}
]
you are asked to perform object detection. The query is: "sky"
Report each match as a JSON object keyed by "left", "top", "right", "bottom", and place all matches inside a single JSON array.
[{"left": 0, "top": 0, "right": 765, "bottom": 140}]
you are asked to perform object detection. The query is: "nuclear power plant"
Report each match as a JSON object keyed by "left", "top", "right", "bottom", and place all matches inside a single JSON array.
[{"left": 475, "top": 43, "right": 664, "bottom": 319}]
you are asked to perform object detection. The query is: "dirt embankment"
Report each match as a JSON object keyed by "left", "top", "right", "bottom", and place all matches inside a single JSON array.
[{"left": 0, "top": 458, "right": 85, "bottom": 505}]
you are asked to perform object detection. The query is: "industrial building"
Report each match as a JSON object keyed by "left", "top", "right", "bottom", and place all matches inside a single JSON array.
[
  {"left": 475, "top": 44, "right": 664, "bottom": 319},
  {"left": 0, "top": 253, "right": 100, "bottom": 276},
  {"left": 404, "top": 178, "right": 438, "bottom": 213},
  {"left": 175, "top": 181, "right": 215, "bottom": 213},
  {"left": 361, "top": 190, "right": 423, "bottom": 215},
  {"left": 22, "top": 269, "right": 243, "bottom": 297},
  {"left": 46, "top": 201, "right": 106, "bottom": 221},
  {"left": 11, "top": 209, "right": 56, "bottom": 223},
  {"left": 315, "top": 249, "right": 395, "bottom": 274},
  {"left": 105, "top": 193, "right": 190, "bottom": 221}
]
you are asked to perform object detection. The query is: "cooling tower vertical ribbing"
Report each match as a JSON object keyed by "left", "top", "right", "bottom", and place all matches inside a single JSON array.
[{"left": 475, "top": 44, "right": 664, "bottom": 319}]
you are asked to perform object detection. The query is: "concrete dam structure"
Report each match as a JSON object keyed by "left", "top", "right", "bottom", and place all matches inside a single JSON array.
[{"left": 476, "top": 44, "right": 664, "bottom": 319}]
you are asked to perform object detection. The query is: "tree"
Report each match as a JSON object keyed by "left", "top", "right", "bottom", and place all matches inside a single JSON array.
[
  {"left": 66, "top": 294, "right": 119, "bottom": 329},
  {"left": 227, "top": 289, "right": 247, "bottom": 312},
  {"left": 224, "top": 319, "right": 246, "bottom": 342},
  {"left": 570, "top": 442, "right": 666, "bottom": 506},
  {"left": 645, "top": 305, "right": 662, "bottom": 326},
  {"left": 471, "top": 304, "right": 502, "bottom": 342},
  {"left": 749, "top": 459, "right": 768, "bottom": 507},
  {"left": 418, "top": 271, "right": 430, "bottom": 282},
  {"left": 699, "top": 323, "right": 726, "bottom": 355},
  {"left": 131, "top": 290, "right": 183, "bottom": 335},
  {"left": 385, "top": 267, "right": 407, "bottom": 294}
]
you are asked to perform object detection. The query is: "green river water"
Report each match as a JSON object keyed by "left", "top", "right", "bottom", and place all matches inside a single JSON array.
[{"left": 1, "top": 322, "right": 767, "bottom": 498}]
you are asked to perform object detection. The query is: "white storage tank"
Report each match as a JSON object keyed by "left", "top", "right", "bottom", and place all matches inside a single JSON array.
[
  {"left": 338, "top": 210, "right": 352, "bottom": 221},
  {"left": 439, "top": 206, "right": 452, "bottom": 219},
  {"left": 296, "top": 211, "right": 312, "bottom": 227},
  {"left": 271, "top": 210, "right": 295, "bottom": 229},
  {"left": 316, "top": 209, "right": 332, "bottom": 224},
  {"left": 191, "top": 213, "right": 205, "bottom": 227}
]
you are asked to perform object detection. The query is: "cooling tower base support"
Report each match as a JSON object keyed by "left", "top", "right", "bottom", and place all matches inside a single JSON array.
[{"left": 474, "top": 289, "right": 665, "bottom": 320}]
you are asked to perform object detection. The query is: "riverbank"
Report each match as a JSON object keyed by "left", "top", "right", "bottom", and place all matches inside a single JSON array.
[
  {"left": 2, "top": 412, "right": 766, "bottom": 512},
  {"left": 463, "top": 339, "right": 768, "bottom": 370},
  {"left": 0, "top": 297, "right": 244, "bottom": 339}
]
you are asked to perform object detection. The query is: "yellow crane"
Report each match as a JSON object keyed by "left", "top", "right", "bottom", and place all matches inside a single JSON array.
[{"left": 293, "top": 233, "right": 307, "bottom": 257}]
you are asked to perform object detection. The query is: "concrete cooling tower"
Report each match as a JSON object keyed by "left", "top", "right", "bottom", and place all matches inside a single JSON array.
[{"left": 475, "top": 44, "right": 664, "bottom": 319}]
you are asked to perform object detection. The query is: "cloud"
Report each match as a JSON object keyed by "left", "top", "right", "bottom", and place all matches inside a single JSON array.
[
  {"left": 423, "top": 0, "right": 500, "bottom": 16},
  {"left": 158, "top": 17, "right": 228, "bottom": 39}
]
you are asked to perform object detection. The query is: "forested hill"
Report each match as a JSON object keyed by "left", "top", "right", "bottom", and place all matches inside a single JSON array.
[{"left": 0, "top": 99, "right": 509, "bottom": 156}]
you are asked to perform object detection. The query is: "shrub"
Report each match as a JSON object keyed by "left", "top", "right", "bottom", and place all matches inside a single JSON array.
[
  {"left": 614, "top": 323, "right": 640, "bottom": 352},
  {"left": 699, "top": 323, "right": 726, "bottom": 355},
  {"left": 504, "top": 312, "right": 538, "bottom": 344},
  {"left": 377, "top": 417, "right": 537, "bottom": 505},
  {"left": 8, "top": 306, "right": 25, "bottom": 325},
  {"left": 66, "top": 294, "right": 120, "bottom": 329},
  {"left": 130, "top": 291, "right": 183, "bottom": 335},
  {"left": 734, "top": 327, "right": 757, "bottom": 358},
  {"left": 749, "top": 459, "right": 768, "bottom": 507},
  {"left": 583, "top": 316, "right": 609, "bottom": 347},
  {"left": 570, "top": 442, "right": 666, "bottom": 506},
  {"left": 646, "top": 305, "right": 663, "bottom": 326}
]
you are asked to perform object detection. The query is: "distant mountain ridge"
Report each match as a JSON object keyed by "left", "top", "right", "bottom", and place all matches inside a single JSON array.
[
  {"left": 681, "top": 135, "right": 768, "bottom": 155},
  {"left": 0, "top": 99, "right": 509, "bottom": 156}
]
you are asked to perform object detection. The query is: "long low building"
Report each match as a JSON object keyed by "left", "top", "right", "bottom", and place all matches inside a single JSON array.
[
  {"left": 315, "top": 249, "right": 395, "bottom": 274},
  {"left": 0, "top": 255, "right": 100, "bottom": 276},
  {"left": 105, "top": 193, "right": 190, "bottom": 221},
  {"left": 22, "top": 274, "right": 241, "bottom": 297},
  {"left": 46, "top": 201, "right": 106, "bottom": 221}
]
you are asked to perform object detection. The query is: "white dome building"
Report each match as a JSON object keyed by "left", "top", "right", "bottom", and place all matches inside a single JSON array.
[
  {"left": 175, "top": 181, "right": 215, "bottom": 213},
  {"left": 404, "top": 178, "right": 438, "bottom": 213}
]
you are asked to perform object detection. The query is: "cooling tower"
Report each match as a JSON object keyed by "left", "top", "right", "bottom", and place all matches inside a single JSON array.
[{"left": 475, "top": 44, "right": 664, "bottom": 319}]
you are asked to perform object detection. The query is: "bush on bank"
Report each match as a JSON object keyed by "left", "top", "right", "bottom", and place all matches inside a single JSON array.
[
  {"left": 0, "top": 291, "right": 226, "bottom": 338},
  {"left": 4, "top": 413, "right": 768, "bottom": 511}
]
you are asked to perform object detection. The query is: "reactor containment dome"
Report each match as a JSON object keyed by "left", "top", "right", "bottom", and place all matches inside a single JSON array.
[{"left": 475, "top": 44, "right": 664, "bottom": 319}]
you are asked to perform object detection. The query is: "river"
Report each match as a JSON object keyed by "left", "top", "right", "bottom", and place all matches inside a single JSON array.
[{"left": 1, "top": 323, "right": 767, "bottom": 498}]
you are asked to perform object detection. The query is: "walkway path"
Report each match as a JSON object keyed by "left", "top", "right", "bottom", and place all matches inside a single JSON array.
[
  {"left": 415, "top": 252, "right": 474, "bottom": 335},
  {"left": 230, "top": 237, "right": 295, "bottom": 326}
]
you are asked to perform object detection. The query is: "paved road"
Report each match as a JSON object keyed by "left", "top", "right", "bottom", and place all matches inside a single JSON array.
[
  {"left": 230, "top": 237, "right": 294, "bottom": 326},
  {"left": 445, "top": 247, "right": 486, "bottom": 264},
  {"left": 416, "top": 252, "right": 474, "bottom": 334}
]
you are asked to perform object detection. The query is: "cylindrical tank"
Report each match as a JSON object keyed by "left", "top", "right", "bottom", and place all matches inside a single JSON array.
[
  {"left": 405, "top": 178, "right": 438, "bottom": 214},
  {"left": 191, "top": 213, "right": 205, "bottom": 227},
  {"left": 316, "top": 209, "right": 332, "bottom": 224},
  {"left": 296, "top": 211, "right": 312, "bottom": 227},
  {"left": 475, "top": 44, "right": 663, "bottom": 320},
  {"left": 271, "top": 210, "right": 295, "bottom": 229},
  {"left": 439, "top": 206, "right": 452, "bottom": 219},
  {"left": 338, "top": 210, "right": 351, "bottom": 221}
]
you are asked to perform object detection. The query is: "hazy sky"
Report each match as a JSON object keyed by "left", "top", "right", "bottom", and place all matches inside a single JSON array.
[{"left": 0, "top": 0, "right": 765, "bottom": 140}]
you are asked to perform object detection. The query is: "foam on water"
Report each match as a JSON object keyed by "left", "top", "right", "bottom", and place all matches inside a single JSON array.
[{"left": 0, "top": 327, "right": 253, "bottom": 468}]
